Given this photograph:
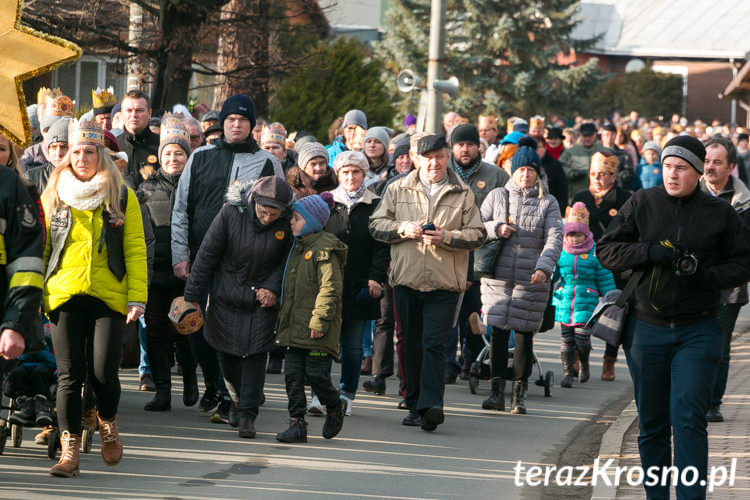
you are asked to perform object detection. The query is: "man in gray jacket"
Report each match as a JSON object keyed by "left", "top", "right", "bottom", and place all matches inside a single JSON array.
[{"left": 171, "top": 94, "right": 282, "bottom": 420}]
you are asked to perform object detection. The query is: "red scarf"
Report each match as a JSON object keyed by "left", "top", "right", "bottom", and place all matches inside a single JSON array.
[{"left": 546, "top": 144, "right": 564, "bottom": 160}]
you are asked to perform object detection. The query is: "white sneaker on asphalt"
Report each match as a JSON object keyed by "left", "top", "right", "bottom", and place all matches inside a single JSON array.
[
  {"left": 342, "top": 395, "right": 353, "bottom": 416},
  {"left": 306, "top": 395, "right": 324, "bottom": 416}
]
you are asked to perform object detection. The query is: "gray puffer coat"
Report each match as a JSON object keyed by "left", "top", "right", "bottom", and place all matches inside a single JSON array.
[{"left": 479, "top": 179, "right": 563, "bottom": 332}]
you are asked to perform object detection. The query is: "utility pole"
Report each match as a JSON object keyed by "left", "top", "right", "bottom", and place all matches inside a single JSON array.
[{"left": 425, "top": 0, "right": 446, "bottom": 134}]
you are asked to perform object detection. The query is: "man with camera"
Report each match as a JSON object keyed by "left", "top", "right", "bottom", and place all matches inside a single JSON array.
[
  {"left": 369, "top": 134, "right": 485, "bottom": 432},
  {"left": 699, "top": 136, "right": 750, "bottom": 422},
  {"left": 597, "top": 136, "right": 750, "bottom": 500}
]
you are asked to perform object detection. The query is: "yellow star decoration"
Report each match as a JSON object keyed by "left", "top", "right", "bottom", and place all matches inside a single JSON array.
[{"left": 0, "top": 0, "right": 81, "bottom": 146}]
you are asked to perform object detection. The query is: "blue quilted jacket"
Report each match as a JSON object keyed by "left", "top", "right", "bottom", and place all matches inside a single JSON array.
[{"left": 552, "top": 245, "right": 616, "bottom": 326}]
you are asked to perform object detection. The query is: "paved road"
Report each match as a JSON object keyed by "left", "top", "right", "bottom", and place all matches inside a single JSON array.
[{"left": 0, "top": 330, "right": 633, "bottom": 499}]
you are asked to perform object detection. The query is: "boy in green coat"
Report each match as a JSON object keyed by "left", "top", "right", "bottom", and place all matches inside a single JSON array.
[{"left": 275, "top": 193, "right": 348, "bottom": 443}]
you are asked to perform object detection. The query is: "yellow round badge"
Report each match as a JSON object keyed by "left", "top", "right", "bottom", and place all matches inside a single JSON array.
[
  {"left": 608, "top": 208, "right": 618, "bottom": 217},
  {"left": 275, "top": 231, "right": 285, "bottom": 240},
  {"left": 653, "top": 168, "right": 660, "bottom": 175},
  {"left": 581, "top": 254, "right": 589, "bottom": 260},
  {"left": 304, "top": 251, "right": 313, "bottom": 260},
  {"left": 476, "top": 180, "right": 486, "bottom": 189},
  {"left": 147, "top": 154, "right": 158, "bottom": 164}
]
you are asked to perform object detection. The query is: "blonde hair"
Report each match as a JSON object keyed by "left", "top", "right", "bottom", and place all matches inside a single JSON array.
[
  {"left": 1, "top": 133, "right": 28, "bottom": 184},
  {"left": 42, "top": 145, "right": 124, "bottom": 218}
]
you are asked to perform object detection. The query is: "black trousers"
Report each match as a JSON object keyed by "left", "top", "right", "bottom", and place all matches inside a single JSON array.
[
  {"left": 490, "top": 328, "right": 533, "bottom": 381},
  {"left": 284, "top": 347, "right": 340, "bottom": 418},
  {"left": 5, "top": 365, "right": 55, "bottom": 399},
  {"left": 394, "top": 286, "right": 459, "bottom": 414},
  {"left": 50, "top": 296, "right": 125, "bottom": 435},
  {"left": 217, "top": 351, "right": 267, "bottom": 419},
  {"left": 372, "top": 284, "right": 395, "bottom": 377},
  {"left": 145, "top": 284, "right": 196, "bottom": 382}
]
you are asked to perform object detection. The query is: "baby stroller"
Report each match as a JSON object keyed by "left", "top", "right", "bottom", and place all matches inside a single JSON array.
[{"left": 467, "top": 330, "right": 554, "bottom": 397}]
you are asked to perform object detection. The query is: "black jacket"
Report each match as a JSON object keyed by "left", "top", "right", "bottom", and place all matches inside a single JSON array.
[
  {"left": 117, "top": 127, "right": 160, "bottom": 188},
  {"left": 572, "top": 187, "right": 632, "bottom": 241},
  {"left": 23, "top": 162, "right": 54, "bottom": 194},
  {"left": 183, "top": 184, "right": 292, "bottom": 357},
  {"left": 597, "top": 186, "right": 750, "bottom": 327},
  {"left": 541, "top": 154, "right": 568, "bottom": 214},
  {"left": 0, "top": 167, "right": 44, "bottom": 350},
  {"left": 137, "top": 170, "right": 181, "bottom": 288},
  {"left": 325, "top": 188, "right": 390, "bottom": 320}
]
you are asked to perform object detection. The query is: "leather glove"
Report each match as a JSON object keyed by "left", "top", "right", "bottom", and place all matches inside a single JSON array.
[{"left": 647, "top": 243, "right": 674, "bottom": 266}]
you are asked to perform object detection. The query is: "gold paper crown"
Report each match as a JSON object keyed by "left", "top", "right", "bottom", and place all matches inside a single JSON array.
[
  {"left": 261, "top": 125, "right": 286, "bottom": 145},
  {"left": 478, "top": 115, "right": 498, "bottom": 130},
  {"left": 46, "top": 95, "right": 75, "bottom": 117},
  {"left": 530, "top": 115, "right": 545, "bottom": 129},
  {"left": 590, "top": 152, "right": 618, "bottom": 174},
  {"left": 68, "top": 118, "right": 104, "bottom": 147},
  {"left": 37, "top": 87, "right": 62, "bottom": 106},
  {"left": 160, "top": 113, "right": 190, "bottom": 146},
  {"left": 92, "top": 86, "right": 116, "bottom": 110},
  {"left": 565, "top": 202, "right": 590, "bottom": 226}
]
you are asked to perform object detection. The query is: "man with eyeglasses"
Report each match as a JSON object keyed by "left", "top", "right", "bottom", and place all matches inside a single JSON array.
[
  {"left": 117, "top": 89, "right": 160, "bottom": 188},
  {"left": 184, "top": 117, "right": 204, "bottom": 151}
]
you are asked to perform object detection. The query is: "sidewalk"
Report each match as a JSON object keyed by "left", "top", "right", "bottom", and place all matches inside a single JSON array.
[{"left": 593, "top": 307, "right": 750, "bottom": 499}]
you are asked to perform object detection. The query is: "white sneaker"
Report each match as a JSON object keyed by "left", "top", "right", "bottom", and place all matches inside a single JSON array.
[
  {"left": 306, "top": 395, "right": 324, "bottom": 416},
  {"left": 342, "top": 395, "right": 353, "bottom": 416}
]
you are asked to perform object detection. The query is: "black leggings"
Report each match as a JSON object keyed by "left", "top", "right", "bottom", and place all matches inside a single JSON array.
[
  {"left": 50, "top": 296, "right": 125, "bottom": 435},
  {"left": 490, "top": 328, "right": 534, "bottom": 381}
]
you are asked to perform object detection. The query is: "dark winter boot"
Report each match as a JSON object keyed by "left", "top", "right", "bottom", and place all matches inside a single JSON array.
[
  {"left": 322, "top": 398, "right": 347, "bottom": 439},
  {"left": 34, "top": 395, "right": 53, "bottom": 426},
  {"left": 144, "top": 348, "right": 171, "bottom": 411},
  {"left": 276, "top": 417, "right": 308, "bottom": 443},
  {"left": 10, "top": 396, "right": 35, "bottom": 425},
  {"left": 560, "top": 351, "right": 576, "bottom": 388},
  {"left": 175, "top": 340, "right": 199, "bottom": 407},
  {"left": 481, "top": 378, "right": 506, "bottom": 411},
  {"left": 362, "top": 375, "right": 386, "bottom": 395},
  {"left": 577, "top": 344, "right": 591, "bottom": 384},
  {"left": 510, "top": 380, "right": 527, "bottom": 415}
]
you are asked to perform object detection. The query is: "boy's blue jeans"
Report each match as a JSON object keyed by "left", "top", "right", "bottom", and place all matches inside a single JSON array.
[{"left": 623, "top": 316, "right": 722, "bottom": 500}]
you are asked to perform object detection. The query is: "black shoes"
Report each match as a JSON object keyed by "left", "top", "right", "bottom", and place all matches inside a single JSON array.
[
  {"left": 707, "top": 405, "right": 724, "bottom": 422},
  {"left": 34, "top": 395, "right": 54, "bottom": 426},
  {"left": 182, "top": 370, "right": 199, "bottom": 407},
  {"left": 398, "top": 399, "right": 409, "bottom": 410},
  {"left": 402, "top": 411, "right": 421, "bottom": 426},
  {"left": 210, "top": 395, "right": 232, "bottom": 424},
  {"left": 144, "top": 391, "right": 171, "bottom": 411},
  {"left": 9, "top": 396, "right": 35, "bottom": 425},
  {"left": 322, "top": 398, "right": 346, "bottom": 439},
  {"left": 444, "top": 373, "right": 457, "bottom": 384},
  {"left": 481, "top": 378, "right": 506, "bottom": 411},
  {"left": 276, "top": 417, "right": 308, "bottom": 443},
  {"left": 238, "top": 417, "right": 256, "bottom": 438},
  {"left": 362, "top": 375, "right": 386, "bottom": 395},
  {"left": 199, "top": 388, "right": 219, "bottom": 413},
  {"left": 421, "top": 407, "right": 444, "bottom": 432}
]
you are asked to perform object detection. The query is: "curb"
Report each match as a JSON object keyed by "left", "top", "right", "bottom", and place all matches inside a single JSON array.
[{"left": 590, "top": 399, "right": 637, "bottom": 499}]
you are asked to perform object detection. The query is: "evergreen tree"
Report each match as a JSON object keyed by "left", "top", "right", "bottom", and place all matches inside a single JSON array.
[
  {"left": 375, "top": 0, "right": 604, "bottom": 123},
  {"left": 271, "top": 38, "right": 396, "bottom": 143}
]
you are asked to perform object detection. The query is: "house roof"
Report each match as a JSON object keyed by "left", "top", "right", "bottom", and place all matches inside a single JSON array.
[
  {"left": 572, "top": 0, "right": 750, "bottom": 60},
  {"left": 721, "top": 59, "right": 750, "bottom": 101}
]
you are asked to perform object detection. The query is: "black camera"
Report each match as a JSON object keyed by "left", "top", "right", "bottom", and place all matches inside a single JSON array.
[
  {"left": 422, "top": 222, "right": 436, "bottom": 232},
  {"left": 674, "top": 250, "right": 698, "bottom": 276}
]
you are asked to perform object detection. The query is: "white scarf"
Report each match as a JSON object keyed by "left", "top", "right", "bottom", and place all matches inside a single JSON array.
[{"left": 57, "top": 168, "right": 109, "bottom": 211}]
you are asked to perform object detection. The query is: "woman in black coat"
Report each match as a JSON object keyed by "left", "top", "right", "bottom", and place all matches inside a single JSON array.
[
  {"left": 184, "top": 176, "right": 294, "bottom": 438},
  {"left": 325, "top": 151, "right": 389, "bottom": 415}
]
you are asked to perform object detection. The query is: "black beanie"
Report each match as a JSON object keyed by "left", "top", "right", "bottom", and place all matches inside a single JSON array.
[
  {"left": 449, "top": 124, "right": 480, "bottom": 146},
  {"left": 662, "top": 135, "right": 706, "bottom": 173},
  {"left": 220, "top": 94, "right": 256, "bottom": 129},
  {"left": 393, "top": 137, "right": 410, "bottom": 159}
]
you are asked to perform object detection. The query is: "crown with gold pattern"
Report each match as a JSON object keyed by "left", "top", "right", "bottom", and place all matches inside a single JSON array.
[
  {"left": 590, "top": 151, "right": 619, "bottom": 174},
  {"left": 478, "top": 115, "right": 498, "bottom": 131},
  {"left": 529, "top": 115, "right": 545, "bottom": 129},
  {"left": 37, "top": 87, "right": 63, "bottom": 107},
  {"left": 261, "top": 123, "right": 286, "bottom": 145},
  {"left": 92, "top": 87, "right": 116, "bottom": 113},
  {"left": 47, "top": 95, "right": 75, "bottom": 118},
  {"left": 68, "top": 118, "right": 104, "bottom": 147}
]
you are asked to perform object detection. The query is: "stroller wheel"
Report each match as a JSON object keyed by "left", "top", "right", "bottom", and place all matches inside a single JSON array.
[
  {"left": 82, "top": 426, "right": 93, "bottom": 454},
  {"left": 47, "top": 428, "right": 59, "bottom": 459},
  {"left": 469, "top": 376, "right": 478, "bottom": 394},
  {"left": 544, "top": 371, "right": 554, "bottom": 397},
  {"left": 11, "top": 423, "right": 22, "bottom": 448},
  {"left": 0, "top": 423, "right": 7, "bottom": 455}
]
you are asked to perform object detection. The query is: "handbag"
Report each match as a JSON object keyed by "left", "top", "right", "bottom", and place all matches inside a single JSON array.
[
  {"left": 474, "top": 189, "right": 509, "bottom": 279},
  {"left": 585, "top": 270, "right": 644, "bottom": 346}
]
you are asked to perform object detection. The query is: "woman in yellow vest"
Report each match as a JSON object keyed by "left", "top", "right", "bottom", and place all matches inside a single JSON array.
[{"left": 41, "top": 119, "right": 147, "bottom": 477}]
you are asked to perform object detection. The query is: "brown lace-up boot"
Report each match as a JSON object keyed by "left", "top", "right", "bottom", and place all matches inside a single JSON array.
[
  {"left": 98, "top": 414, "right": 123, "bottom": 465},
  {"left": 50, "top": 431, "right": 81, "bottom": 477}
]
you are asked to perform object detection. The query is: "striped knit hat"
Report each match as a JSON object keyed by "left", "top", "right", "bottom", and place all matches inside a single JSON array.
[{"left": 293, "top": 193, "right": 332, "bottom": 236}]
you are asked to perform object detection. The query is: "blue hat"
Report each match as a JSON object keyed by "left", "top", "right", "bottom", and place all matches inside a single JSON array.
[
  {"left": 293, "top": 193, "right": 332, "bottom": 237},
  {"left": 500, "top": 131, "right": 524, "bottom": 145},
  {"left": 220, "top": 94, "right": 256, "bottom": 129},
  {"left": 511, "top": 136, "right": 541, "bottom": 175}
]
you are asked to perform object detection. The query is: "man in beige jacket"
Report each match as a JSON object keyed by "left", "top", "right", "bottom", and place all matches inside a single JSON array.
[{"left": 370, "top": 134, "right": 485, "bottom": 432}]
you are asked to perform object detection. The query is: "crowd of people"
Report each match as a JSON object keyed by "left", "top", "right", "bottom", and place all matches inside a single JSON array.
[{"left": 1, "top": 86, "right": 749, "bottom": 499}]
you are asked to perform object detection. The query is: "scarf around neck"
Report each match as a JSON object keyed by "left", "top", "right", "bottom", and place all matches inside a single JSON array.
[
  {"left": 564, "top": 233, "right": 595, "bottom": 255},
  {"left": 342, "top": 184, "right": 367, "bottom": 209},
  {"left": 57, "top": 168, "right": 109, "bottom": 211},
  {"left": 452, "top": 156, "right": 481, "bottom": 183}
]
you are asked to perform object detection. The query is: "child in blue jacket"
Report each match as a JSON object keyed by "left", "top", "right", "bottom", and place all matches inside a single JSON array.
[
  {"left": 552, "top": 202, "right": 615, "bottom": 387},
  {"left": 637, "top": 141, "right": 662, "bottom": 189}
]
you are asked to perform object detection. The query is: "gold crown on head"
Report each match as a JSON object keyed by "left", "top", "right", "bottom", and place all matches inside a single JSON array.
[
  {"left": 46, "top": 96, "right": 75, "bottom": 117},
  {"left": 261, "top": 124, "right": 286, "bottom": 145},
  {"left": 92, "top": 86, "right": 116, "bottom": 109},
  {"left": 160, "top": 113, "right": 190, "bottom": 144},
  {"left": 565, "top": 202, "right": 590, "bottom": 226},
  {"left": 590, "top": 152, "right": 619, "bottom": 174},
  {"left": 68, "top": 118, "right": 104, "bottom": 147},
  {"left": 37, "top": 87, "right": 62, "bottom": 106},
  {"left": 478, "top": 115, "right": 498, "bottom": 131},
  {"left": 530, "top": 115, "right": 545, "bottom": 129}
]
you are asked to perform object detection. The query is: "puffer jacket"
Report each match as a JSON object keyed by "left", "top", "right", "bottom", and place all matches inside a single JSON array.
[
  {"left": 43, "top": 186, "right": 148, "bottom": 315},
  {"left": 184, "top": 182, "right": 292, "bottom": 357},
  {"left": 479, "top": 180, "right": 563, "bottom": 332},
  {"left": 275, "top": 231, "right": 347, "bottom": 359},
  {"left": 285, "top": 165, "right": 337, "bottom": 200},
  {"left": 369, "top": 168, "right": 486, "bottom": 293},
  {"left": 552, "top": 244, "right": 616, "bottom": 325}
]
